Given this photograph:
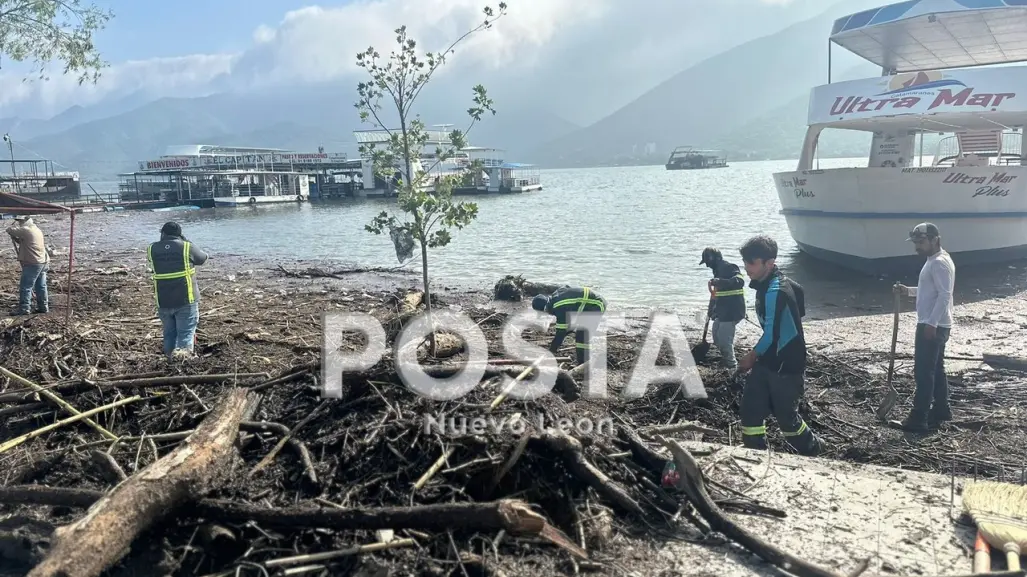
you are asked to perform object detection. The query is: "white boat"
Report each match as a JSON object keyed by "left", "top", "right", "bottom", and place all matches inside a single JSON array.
[
  {"left": 775, "top": 0, "right": 1027, "bottom": 274},
  {"left": 353, "top": 129, "right": 542, "bottom": 197},
  {"left": 210, "top": 171, "right": 310, "bottom": 207}
]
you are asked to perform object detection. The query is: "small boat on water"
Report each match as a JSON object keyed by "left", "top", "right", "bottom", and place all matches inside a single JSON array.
[{"left": 665, "top": 147, "right": 728, "bottom": 170}]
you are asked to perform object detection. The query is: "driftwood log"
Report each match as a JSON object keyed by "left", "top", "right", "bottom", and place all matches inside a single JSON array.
[
  {"left": 982, "top": 353, "right": 1027, "bottom": 372},
  {"left": 535, "top": 429, "right": 645, "bottom": 516},
  {"left": 27, "top": 388, "right": 257, "bottom": 577},
  {"left": 0, "top": 485, "right": 586, "bottom": 559}
]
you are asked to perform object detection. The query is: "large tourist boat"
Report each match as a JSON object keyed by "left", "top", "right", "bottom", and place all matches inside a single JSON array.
[{"left": 774, "top": 0, "right": 1027, "bottom": 274}]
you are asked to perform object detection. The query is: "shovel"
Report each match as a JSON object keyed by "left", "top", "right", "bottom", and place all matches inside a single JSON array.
[
  {"left": 691, "top": 295, "right": 715, "bottom": 362},
  {"left": 875, "top": 287, "right": 902, "bottom": 422}
]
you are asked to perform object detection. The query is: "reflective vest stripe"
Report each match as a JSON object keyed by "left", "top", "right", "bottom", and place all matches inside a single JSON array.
[
  {"left": 147, "top": 244, "right": 159, "bottom": 307},
  {"left": 148, "top": 242, "right": 197, "bottom": 306},
  {"left": 552, "top": 287, "right": 606, "bottom": 312},
  {"left": 716, "top": 274, "right": 747, "bottom": 297},
  {"left": 780, "top": 416, "right": 805, "bottom": 435},
  {"left": 741, "top": 424, "right": 766, "bottom": 436}
]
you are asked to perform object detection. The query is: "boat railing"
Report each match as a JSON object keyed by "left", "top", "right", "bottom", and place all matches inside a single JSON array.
[
  {"left": 501, "top": 174, "right": 541, "bottom": 188},
  {"left": 932, "top": 132, "right": 1023, "bottom": 167}
]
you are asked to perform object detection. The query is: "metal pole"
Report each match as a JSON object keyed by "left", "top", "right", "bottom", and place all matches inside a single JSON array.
[
  {"left": 66, "top": 211, "right": 75, "bottom": 328},
  {"left": 828, "top": 39, "right": 832, "bottom": 84},
  {"left": 4, "top": 134, "right": 19, "bottom": 195}
]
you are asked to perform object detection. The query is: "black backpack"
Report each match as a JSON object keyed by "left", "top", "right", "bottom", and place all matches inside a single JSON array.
[{"left": 786, "top": 277, "right": 806, "bottom": 318}]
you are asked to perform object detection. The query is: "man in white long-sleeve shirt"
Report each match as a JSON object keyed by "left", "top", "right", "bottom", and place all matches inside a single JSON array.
[{"left": 894, "top": 222, "right": 955, "bottom": 432}]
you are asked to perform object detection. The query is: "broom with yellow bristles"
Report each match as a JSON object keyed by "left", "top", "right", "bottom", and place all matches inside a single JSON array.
[{"left": 963, "top": 480, "right": 1027, "bottom": 571}]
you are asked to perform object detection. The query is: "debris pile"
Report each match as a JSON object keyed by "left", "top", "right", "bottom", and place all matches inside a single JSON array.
[
  {"left": 0, "top": 261, "right": 1024, "bottom": 576},
  {"left": 493, "top": 275, "right": 561, "bottom": 302}
]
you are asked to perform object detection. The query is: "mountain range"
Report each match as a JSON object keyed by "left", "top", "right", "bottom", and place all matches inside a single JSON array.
[{"left": 4, "top": 0, "right": 896, "bottom": 180}]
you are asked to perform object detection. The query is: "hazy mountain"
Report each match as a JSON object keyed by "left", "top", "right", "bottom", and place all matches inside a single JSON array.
[
  {"left": 526, "top": 0, "right": 886, "bottom": 167},
  {"left": 0, "top": 91, "right": 154, "bottom": 142},
  {"left": 18, "top": 82, "right": 580, "bottom": 180},
  {"left": 708, "top": 63, "right": 880, "bottom": 161}
]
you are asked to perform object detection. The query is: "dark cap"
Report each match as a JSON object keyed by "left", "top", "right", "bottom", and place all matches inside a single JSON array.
[
  {"left": 906, "top": 222, "right": 940, "bottom": 241},
  {"left": 13, "top": 215, "right": 29, "bottom": 222},
  {"left": 161, "top": 221, "right": 182, "bottom": 237},
  {"left": 699, "top": 247, "right": 722, "bottom": 265}
]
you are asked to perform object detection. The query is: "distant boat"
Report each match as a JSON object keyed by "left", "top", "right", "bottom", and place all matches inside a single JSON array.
[
  {"left": 0, "top": 158, "right": 81, "bottom": 201},
  {"left": 665, "top": 147, "right": 728, "bottom": 170}
]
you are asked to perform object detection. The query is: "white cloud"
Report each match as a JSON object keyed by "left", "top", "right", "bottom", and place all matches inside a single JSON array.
[
  {"left": 0, "top": 0, "right": 605, "bottom": 118},
  {"left": 0, "top": 53, "right": 234, "bottom": 118},
  {"left": 0, "top": 0, "right": 830, "bottom": 124}
]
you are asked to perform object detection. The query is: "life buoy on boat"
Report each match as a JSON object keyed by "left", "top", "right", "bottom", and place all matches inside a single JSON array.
[{"left": 248, "top": 197, "right": 257, "bottom": 205}]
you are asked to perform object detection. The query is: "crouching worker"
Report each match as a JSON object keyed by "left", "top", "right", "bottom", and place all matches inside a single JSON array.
[
  {"left": 736, "top": 235, "right": 823, "bottom": 456},
  {"left": 532, "top": 286, "right": 607, "bottom": 365},
  {"left": 148, "top": 222, "right": 208, "bottom": 360}
]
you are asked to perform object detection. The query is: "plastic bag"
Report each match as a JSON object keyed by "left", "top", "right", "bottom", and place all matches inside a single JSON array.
[{"left": 389, "top": 225, "right": 415, "bottom": 264}]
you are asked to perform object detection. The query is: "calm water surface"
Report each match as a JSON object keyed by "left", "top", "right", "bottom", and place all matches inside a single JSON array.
[{"left": 75, "top": 158, "right": 1021, "bottom": 314}]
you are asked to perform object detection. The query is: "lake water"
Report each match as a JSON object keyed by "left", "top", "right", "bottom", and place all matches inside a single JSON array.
[{"left": 69, "top": 158, "right": 1024, "bottom": 315}]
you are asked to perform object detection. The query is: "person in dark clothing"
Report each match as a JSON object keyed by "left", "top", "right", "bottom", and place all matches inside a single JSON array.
[
  {"left": 147, "top": 222, "right": 209, "bottom": 360},
  {"left": 736, "top": 235, "right": 822, "bottom": 456},
  {"left": 532, "top": 286, "right": 607, "bottom": 365},
  {"left": 700, "top": 247, "right": 746, "bottom": 369}
]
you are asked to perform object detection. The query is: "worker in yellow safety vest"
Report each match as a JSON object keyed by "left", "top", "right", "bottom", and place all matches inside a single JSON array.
[
  {"left": 700, "top": 247, "right": 746, "bottom": 369},
  {"left": 147, "top": 222, "right": 208, "bottom": 360}
]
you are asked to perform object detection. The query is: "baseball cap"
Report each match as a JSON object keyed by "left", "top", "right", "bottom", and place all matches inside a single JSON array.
[
  {"left": 699, "top": 247, "right": 721, "bottom": 265},
  {"left": 906, "top": 222, "right": 940, "bottom": 241},
  {"left": 13, "top": 215, "right": 28, "bottom": 221},
  {"left": 160, "top": 221, "right": 182, "bottom": 237}
]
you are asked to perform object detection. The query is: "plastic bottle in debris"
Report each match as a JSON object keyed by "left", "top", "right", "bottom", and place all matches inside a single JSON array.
[{"left": 661, "top": 460, "right": 681, "bottom": 490}]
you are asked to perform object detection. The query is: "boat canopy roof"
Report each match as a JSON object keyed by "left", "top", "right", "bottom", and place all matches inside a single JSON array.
[
  {"left": 831, "top": 0, "right": 1027, "bottom": 72},
  {"left": 353, "top": 129, "right": 456, "bottom": 146},
  {"left": 164, "top": 144, "right": 289, "bottom": 156},
  {"left": 670, "top": 146, "right": 724, "bottom": 154}
]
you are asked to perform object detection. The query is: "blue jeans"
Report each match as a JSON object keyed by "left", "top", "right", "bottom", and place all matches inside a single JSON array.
[
  {"left": 17, "top": 263, "right": 49, "bottom": 313},
  {"left": 158, "top": 303, "right": 199, "bottom": 357},
  {"left": 911, "top": 323, "right": 951, "bottom": 416}
]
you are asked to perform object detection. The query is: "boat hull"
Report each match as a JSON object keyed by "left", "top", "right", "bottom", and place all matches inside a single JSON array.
[
  {"left": 774, "top": 166, "right": 1027, "bottom": 275},
  {"left": 214, "top": 194, "right": 307, "bottom": 207}
]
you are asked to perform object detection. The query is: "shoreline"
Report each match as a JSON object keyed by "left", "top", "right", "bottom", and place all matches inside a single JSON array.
[
  {"left": 2, "top": 236, "right": 1027, "bottom": 575},
  {"left": 8, "top": 235, "right": 1027, "bottom": 368},
  {"left": 18, "top": 208, "right": 1027, "bottom": 321}
]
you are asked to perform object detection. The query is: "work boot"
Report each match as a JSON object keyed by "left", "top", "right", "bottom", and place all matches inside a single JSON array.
[
  {"left": 171, "top": 349, "right": 196, "bottom": 362},
  {"left": 9, "top": 308, "right": 29, "bottom": 317},
  {"left": 801, "top": 434, "right": 825, "bottom": 457},
  {"left": 34, "top": 307, "right": 49, "bottom": 314},
  {"left": 928, "top": 407, "right": 952, "bottom": 427},
  {"left": 900, "top": 411, "right": 930, "bottom": 433}
]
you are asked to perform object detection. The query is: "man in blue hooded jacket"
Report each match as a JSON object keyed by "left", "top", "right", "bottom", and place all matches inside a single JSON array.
[{"left": 736, "top": 235, "right": 823, "bottom": 456}]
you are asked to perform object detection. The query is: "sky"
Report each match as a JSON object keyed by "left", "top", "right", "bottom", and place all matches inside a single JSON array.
[{"left": 0, "top": 0, "right": 841, "bottom": 125}]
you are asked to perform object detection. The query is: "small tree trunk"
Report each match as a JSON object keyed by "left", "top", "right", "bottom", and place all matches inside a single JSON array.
[{"left": 420, "top": 239, "right": 437, "bottom": 356}]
